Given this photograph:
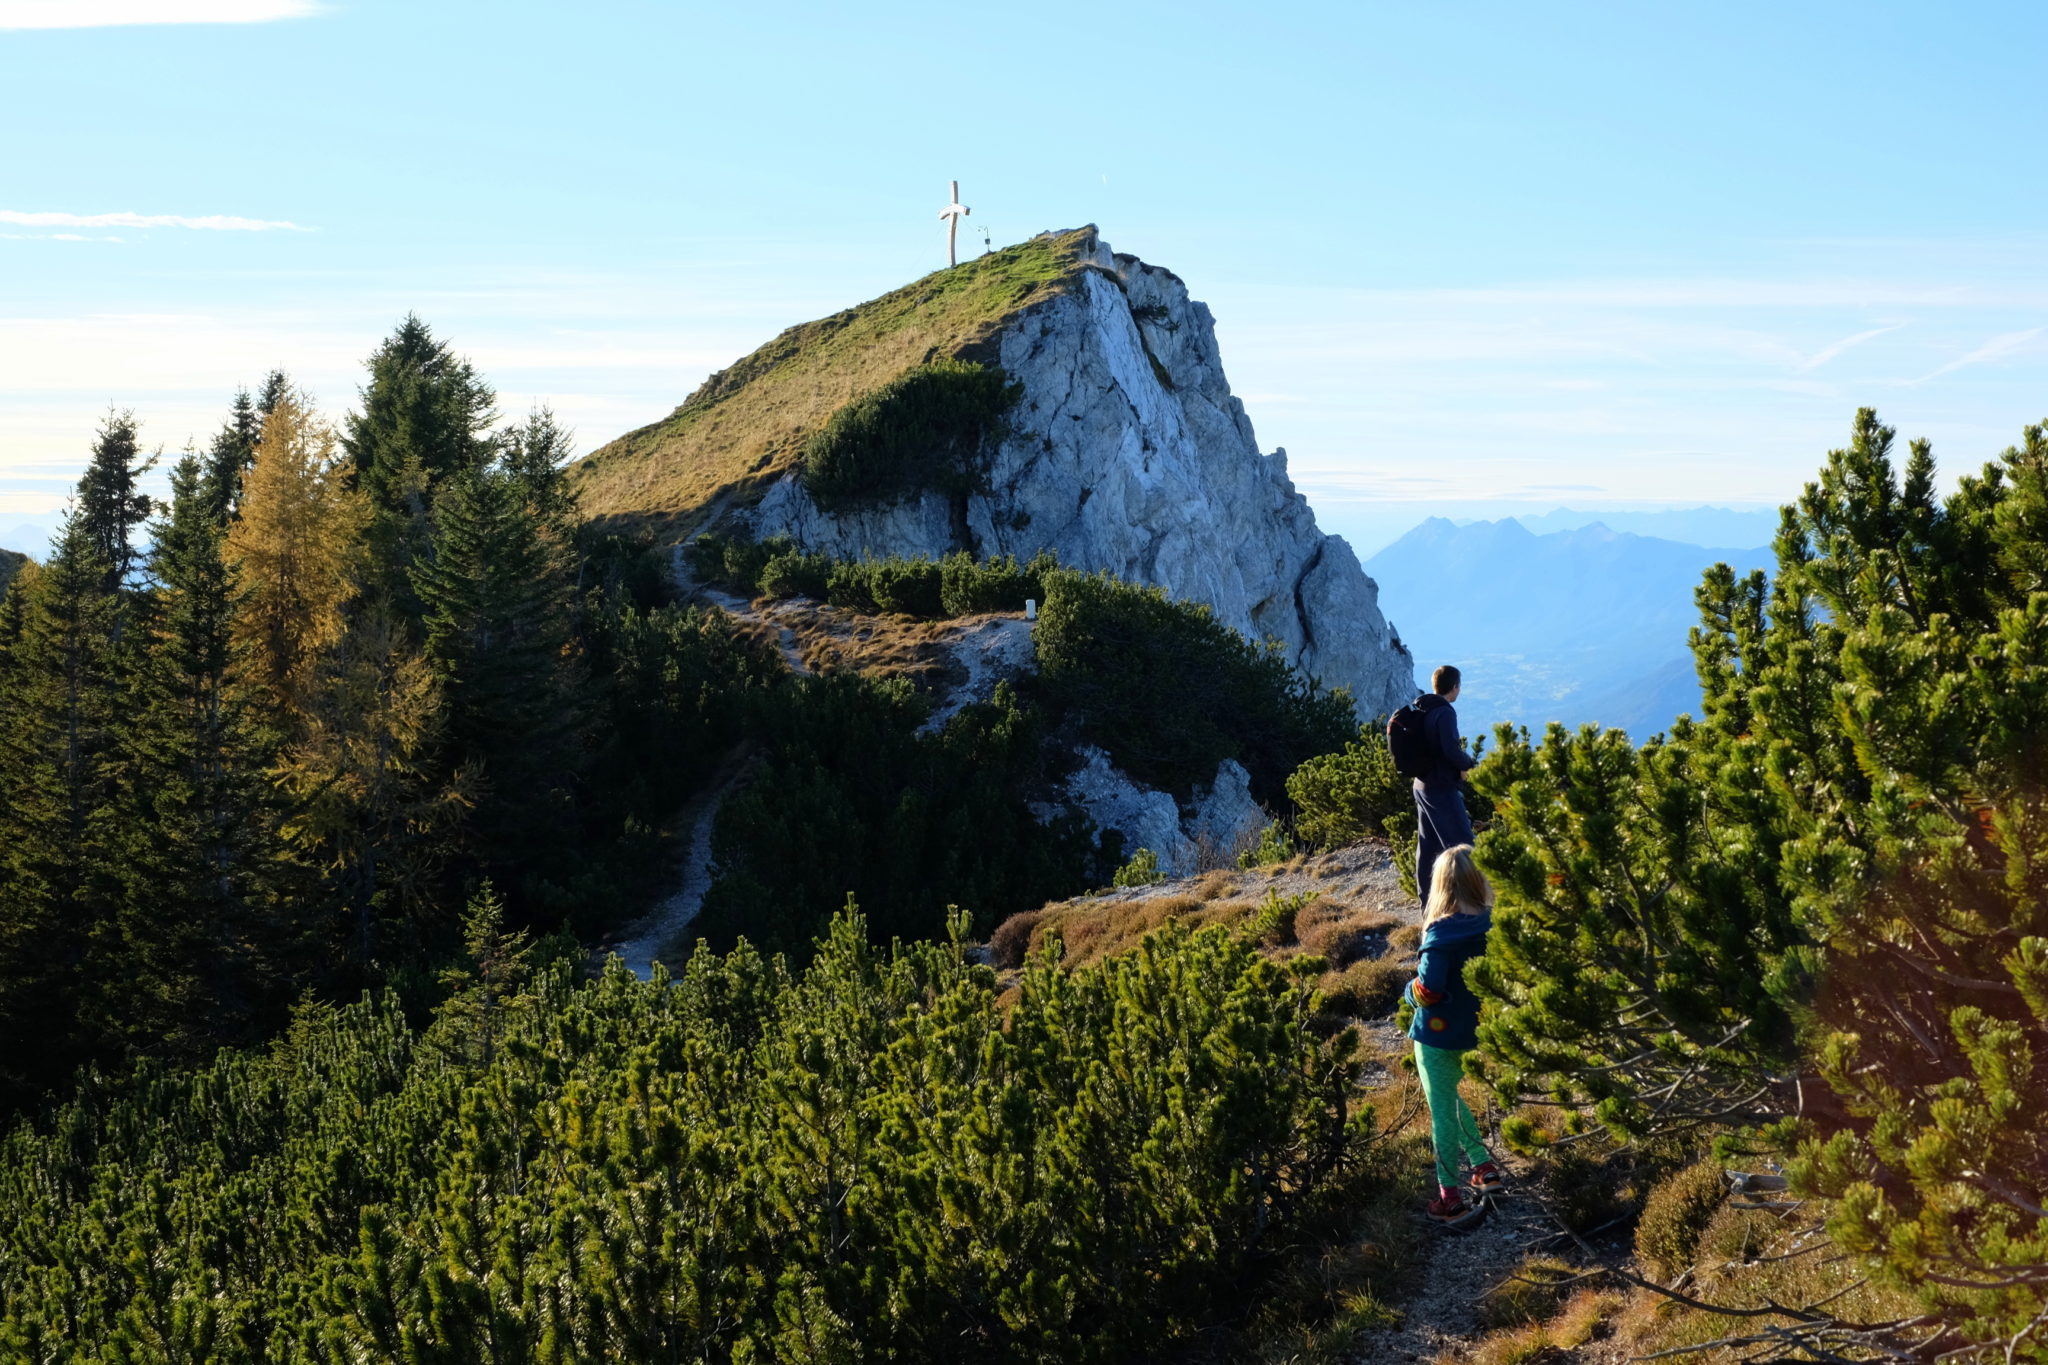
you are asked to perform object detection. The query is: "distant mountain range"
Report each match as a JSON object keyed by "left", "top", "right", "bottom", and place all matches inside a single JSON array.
[{"left": 1364, "top": 517, "right": 1774, "bottom": 738}]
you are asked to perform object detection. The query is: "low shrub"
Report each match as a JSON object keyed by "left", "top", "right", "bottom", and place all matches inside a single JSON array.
[
  {"left": 1696, "top": 1201, "right": 1783, "bottom": 1268},
  {"left": 1035, "top": 569, "right": 1356, "bottom": 803},
  {"left": 1247, "top": 889, "right": 1311, "bottom": 947},
  {"left": 694, "top": 674, "right": 1108, "bottom": 955},
  {"left": 1544, "top": 1133, "right": 1647, "bottom": 1234},
  {"left": 940, "top": 549, "right": 1054, "bottom": 616},
  {"left": 757, "top": 545, "right": 831, "bottom": 599},
  {"left": 1239, "top": 820, "right": 1295, "bottom": 869},
  {"left": 0, "top": 910, "right": 1377, "bottom": 1363},
  {"left": 1286, "top": 722, "right": 1411, "bottom": 850},
  {"left": 1636, "top": 1159, "right": 1727, "bottom": 1278},
  {"left": 1113, "top": 847, "right": 1166, "bottom": 888},
  {"left": 827, "top": 554, "right": 945, "bottom": 617}
]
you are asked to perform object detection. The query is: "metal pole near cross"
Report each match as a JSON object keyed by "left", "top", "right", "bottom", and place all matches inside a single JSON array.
[{"left": 938, "top": 180, "right": 970, "bottom": 268}]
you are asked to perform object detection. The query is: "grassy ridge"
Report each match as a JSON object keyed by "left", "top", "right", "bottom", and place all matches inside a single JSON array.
[{"left": 570, "top": 228, "right": 1101, "bottom": 541}]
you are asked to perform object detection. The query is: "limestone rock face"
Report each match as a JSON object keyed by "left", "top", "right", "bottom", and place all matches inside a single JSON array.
[
  {"left": 1060, "top": 750, "right": 1266, "bottom": 879},
  {"left": 746, "top": 230, "right": 1415, "bottom": 716}
]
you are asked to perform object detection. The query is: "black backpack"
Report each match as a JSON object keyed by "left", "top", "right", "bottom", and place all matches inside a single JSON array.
[{"left": 1385, "top": 699, "right": 1431, "bottom": 780}]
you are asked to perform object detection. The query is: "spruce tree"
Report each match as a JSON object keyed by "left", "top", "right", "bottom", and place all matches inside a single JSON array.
[
  {"left": 202, "top": 384, "right": 264, "bottom": 525},
  {"left": 0, "top": 516, "right": 123, "bottom": 1107},
  {"left": 342, "top": 317, "right": 496, "bottom": 613},
  {"left": 498, "top": 405, "right": 578, "bottom": 544},
  {"left": 108, "top": 456, "right": 305, "bottom": 1055},
  {"left": 73, "top": 409, "right": 155, "bottom": 592},
  {"left": 410, "top": 466, "right": 585, "bottom": 896}
]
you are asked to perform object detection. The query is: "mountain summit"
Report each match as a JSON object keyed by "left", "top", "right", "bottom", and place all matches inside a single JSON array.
[{"left": 572, "top": 226, "right": 1414, "bottom": 714}]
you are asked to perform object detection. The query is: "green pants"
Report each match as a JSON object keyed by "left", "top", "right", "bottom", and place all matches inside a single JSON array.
[{"left": 1415, "top": 1041, "right": 1489, "bottom": 1189}]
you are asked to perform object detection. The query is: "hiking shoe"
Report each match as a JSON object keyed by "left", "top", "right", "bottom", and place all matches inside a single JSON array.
[
  {"left": 1469, "top": 1161, "right": 1507, "bottom": 1195},
  {"left": 1424, "top": 1189, "right": 1483, "bottom": 1228}
]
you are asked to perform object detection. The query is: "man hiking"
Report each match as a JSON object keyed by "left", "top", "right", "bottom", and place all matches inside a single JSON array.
[{"left": 1406, "top": 665, "right": 1477, "bottom": 898}]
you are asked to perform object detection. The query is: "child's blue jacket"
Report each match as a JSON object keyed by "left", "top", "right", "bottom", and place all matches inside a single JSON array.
[{"left": 1405, "top": 910, "right": 1492, "bottom": 1051}]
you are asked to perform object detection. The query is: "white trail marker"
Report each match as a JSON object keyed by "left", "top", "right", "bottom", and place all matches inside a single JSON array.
[{"left": 938, "top": 180, "right": 970, "bottom": 268}]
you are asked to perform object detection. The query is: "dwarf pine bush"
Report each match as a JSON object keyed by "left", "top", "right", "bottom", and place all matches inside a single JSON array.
[
  {"left": 1473, "top": 410, "right": 2048, "bottom": 1358},
  {"left": 0, "top": 908, "right": 1374, "bottom": 1363}
]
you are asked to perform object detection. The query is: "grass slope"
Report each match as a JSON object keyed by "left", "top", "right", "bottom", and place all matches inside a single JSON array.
[{"left": 571, "top": 226, "right": 1102, "bottom": 541}]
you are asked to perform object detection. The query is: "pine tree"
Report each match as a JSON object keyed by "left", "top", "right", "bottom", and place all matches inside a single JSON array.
[
  {"left": 73, "top": 409, "right": 156, "bottom": 592},
  {"left": 224, "top": 387, "right": 365, "bottom": 723},
  {"left": 1475, "top": 409, "right": 2048, "bottom": 1357},
  {"left": 0, "top": 516, "right": 124, "bottom": 1107}
]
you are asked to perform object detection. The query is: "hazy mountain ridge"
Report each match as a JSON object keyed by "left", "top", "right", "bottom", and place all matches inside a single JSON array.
[{"left": 1366, "top": 517, "right": 1773, "bottom": 736}]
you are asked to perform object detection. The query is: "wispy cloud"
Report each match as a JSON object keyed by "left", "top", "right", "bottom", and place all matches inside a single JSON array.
[
  {"left": 1914, "top": 328, "right": 2045, "bottom": 384},
  {"left": 0, "top": 1, "right": 322, "bottom": 29},
  {"left": 0, "top": 210, "right": 308, "bottom": 232},
  {"left": 1796, "top": 324, "right": 1903, "bottom": 372}
]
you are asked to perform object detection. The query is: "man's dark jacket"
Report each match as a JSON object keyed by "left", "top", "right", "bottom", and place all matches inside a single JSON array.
[{"left": 1412, "top": 693, "right": 1476, "bottom": 789}]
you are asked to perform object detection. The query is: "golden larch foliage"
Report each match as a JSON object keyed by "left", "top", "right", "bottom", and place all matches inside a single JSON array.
[{"left": 224, "top": 390, "right": 367, "bottom": 719}]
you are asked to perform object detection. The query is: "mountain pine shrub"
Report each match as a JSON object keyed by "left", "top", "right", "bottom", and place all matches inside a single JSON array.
[
  {"left": 1472, "top": 410, "right": 2048, "bottom": 1357},
  {"left": 1285, "top": 721, "right": 1411, "bottom": 849},
  {"left": 799, "top": 359, "right": 1019, "bottom": 510},
  {"left": 1113, "top": 846, "right": 1166, "bottom": 888},
  {"left": 0, "top": 908, "right": 1374, "bottom": 1363},
  {"left": 1035, "top": 569, "right": 1355, "bottom": 802}
]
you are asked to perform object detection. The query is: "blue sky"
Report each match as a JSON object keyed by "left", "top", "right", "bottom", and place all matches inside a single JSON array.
[{"left": 4, "top": 0, "right": 2046, "bottom": 555}]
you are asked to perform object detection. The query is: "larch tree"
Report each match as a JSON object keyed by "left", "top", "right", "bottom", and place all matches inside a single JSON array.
[{"left": 224, "top": 388, "right": 365, "bottom": 724}]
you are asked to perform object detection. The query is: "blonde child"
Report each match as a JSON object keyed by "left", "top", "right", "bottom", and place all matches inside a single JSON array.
[{"left": 1404, "top": 844, "right": 1502, "bottom": 1226}]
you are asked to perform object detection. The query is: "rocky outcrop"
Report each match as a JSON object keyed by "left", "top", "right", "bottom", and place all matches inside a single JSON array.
[
  {"left": 1060, "top": 749, "right": 1267, "bottom": 879},
  {"left": 744, "top": 229, "right": 1414, "bottom": 716}
]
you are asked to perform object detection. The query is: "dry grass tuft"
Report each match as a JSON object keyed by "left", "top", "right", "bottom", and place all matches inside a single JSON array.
[
  {"left": 1318, "top": 958, "right": 1411, "bottom": 1019},
  {"left": 1463, "top": 1287, "right": 1626, "bottom": 1365},
  {"left": 1298, "top": 904, "right": 1396, "bottom": 967},
  {"left": 1474, "top": 1255, "right": 1585, "bottom": 1332}
]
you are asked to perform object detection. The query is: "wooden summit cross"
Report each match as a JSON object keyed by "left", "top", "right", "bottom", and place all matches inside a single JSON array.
[{"left": 939, "top": 180, "right": 970, "bottom": 267}]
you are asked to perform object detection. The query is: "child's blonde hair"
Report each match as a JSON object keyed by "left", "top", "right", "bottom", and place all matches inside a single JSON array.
[{"left": 1424, "top": 844, "right": 1492, "bottom": 924}]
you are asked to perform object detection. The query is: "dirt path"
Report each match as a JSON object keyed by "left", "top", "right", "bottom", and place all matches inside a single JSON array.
[
  {"left": 1360, "top": 1177, "right": 1563, "bottom": 1363},
  {"left": 609, "top": 746, "right": 749, "bottom": 981}
]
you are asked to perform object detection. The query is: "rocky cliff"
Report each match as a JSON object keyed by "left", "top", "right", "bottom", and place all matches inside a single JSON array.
[{"left": 574, "top": 227, "right": 1414, "bottom": 714}]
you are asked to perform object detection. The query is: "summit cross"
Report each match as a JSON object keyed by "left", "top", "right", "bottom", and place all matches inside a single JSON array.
[{"left": 938, "top": 180, "right": 970, "bottom": 267}]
